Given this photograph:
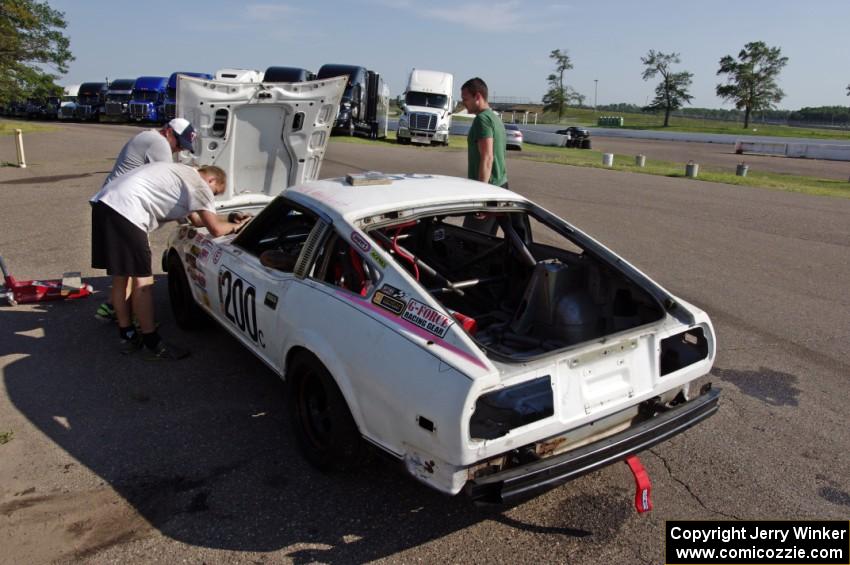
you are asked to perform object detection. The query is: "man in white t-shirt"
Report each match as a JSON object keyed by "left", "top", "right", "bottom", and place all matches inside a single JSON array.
[{"left": 91, "top": 162, "right": 248, "bottom": 360}]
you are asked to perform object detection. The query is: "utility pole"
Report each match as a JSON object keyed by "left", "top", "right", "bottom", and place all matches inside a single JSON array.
[{"left": 594, "top": 79, "right": 598, "bottom": 111}]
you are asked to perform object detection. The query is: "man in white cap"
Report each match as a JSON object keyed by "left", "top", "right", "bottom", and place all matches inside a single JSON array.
[
  {"left": 96, "top": 117, "right": 198, "bottom": 322},
  {"left": 102, "top": 117, "right": 197, "bottom": 187}
]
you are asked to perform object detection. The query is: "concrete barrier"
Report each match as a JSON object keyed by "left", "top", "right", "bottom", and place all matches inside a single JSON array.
[
  {"left": 736, "top": 140, "right": 850, "bottom": 161},
  {"left": 520, "top": 129, "right": 568, "bottom": 147}
]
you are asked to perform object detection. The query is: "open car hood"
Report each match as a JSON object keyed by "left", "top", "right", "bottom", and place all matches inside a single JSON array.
[{"left": 177, "top": 75, "right": 345, "bottom": 209}]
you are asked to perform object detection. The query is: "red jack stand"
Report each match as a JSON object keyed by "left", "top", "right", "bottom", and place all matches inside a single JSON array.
[
  {"left": 1, "top": 256, "right": 93, "bottom": 306},
  {"left": 625, "top": 455, "right": 653, "bottom": 513}
]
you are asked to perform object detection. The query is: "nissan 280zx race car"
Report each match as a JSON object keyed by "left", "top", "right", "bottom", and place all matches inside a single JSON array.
[{"left": 165, "top": 75, "right": 719, "bottom": 503}]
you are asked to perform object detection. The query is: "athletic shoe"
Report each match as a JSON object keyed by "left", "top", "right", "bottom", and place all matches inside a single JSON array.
[
  {"left": 119, "top": 332, "right": 143, "bottom": 355},
  {"left": 95, "top": 303, "right": 116, "bottom": 322},
  {"left": 143, "top": 340, "right": 190, "bottom": 361}
]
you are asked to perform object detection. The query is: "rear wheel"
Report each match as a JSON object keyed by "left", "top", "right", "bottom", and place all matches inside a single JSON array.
[
  {"left": 167, "top": 253, "right": 207, "bottom": 329},
  {"left": 288, "top": 353, "right": 364, "bottom": 471}
]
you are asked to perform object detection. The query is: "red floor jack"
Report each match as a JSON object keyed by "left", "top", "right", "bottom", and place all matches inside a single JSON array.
[{"left": 1, "top": 256, "right": 93, "bottom": 306}]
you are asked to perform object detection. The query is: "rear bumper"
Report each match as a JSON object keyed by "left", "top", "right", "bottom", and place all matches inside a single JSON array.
[{"left": 464, "top": 387, "right": 719, "bottom": 503}]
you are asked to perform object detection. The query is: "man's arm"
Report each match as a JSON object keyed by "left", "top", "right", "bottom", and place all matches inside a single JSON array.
[
  {"left": 188, "top": 210, "right": 244, "bottom": 237},
  {"left": 477, "top": 136, "right": 494, "bottom": 184}
]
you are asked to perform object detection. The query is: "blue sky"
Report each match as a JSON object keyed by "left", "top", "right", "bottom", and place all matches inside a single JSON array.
[{"left": 50, "top": 0, "right": 849, "bottom": 110}]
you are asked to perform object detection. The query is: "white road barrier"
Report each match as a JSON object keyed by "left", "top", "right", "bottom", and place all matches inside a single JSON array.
[{"left": 735, "top": 140, "right": 850, "bottom": 161}]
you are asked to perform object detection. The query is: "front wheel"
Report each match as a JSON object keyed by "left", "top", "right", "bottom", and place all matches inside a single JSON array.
[
  {"left": 287, "top": 354, "right": 364, "bottom": 471},
  {"left": 167, "top": 252, "right": 207, "bottom": 329}
]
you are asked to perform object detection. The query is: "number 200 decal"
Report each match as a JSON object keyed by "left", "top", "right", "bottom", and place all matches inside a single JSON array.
[{"left": 218, "top": 268, "right": 265, "bottom": 348}]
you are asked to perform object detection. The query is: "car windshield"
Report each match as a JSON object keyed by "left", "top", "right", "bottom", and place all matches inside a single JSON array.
[
  {"left": 405, "top": 92, "right": 448, "bottom": 109},
  {"left": 505, "top": 124, "right": 519, "bottom": 130}
]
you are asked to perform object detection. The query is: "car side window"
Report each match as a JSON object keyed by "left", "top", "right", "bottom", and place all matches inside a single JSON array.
[
  {"left": 233, "top": 199, "right": 319, "bottom": 269},
  {"left": 312, "top": 233, "right": 376, "bottom": 296}
]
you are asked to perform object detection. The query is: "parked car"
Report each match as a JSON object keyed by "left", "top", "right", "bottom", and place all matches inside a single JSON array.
[
  {"left": 555, "top": 126, "right": 591, "bottom": 149},
  {"left": 505, "top": 123, "right": 523, "bottom": 150},
  {"left": 164, "top": 74, "right": 719, "bottom": 505}
]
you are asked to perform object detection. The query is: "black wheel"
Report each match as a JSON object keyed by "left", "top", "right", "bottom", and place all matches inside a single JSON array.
[
  {"left": 288, "top": 354, "right": 364, "bottom": 471},
  {"left": 167, "top": 252, "right": 207, "bottom": 329}
]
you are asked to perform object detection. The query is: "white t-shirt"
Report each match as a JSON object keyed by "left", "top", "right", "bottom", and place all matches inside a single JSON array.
[
  {"left": 92, "top": 163, "right": 217, "bottom": 233},
  {"left": 102, "top": 129, "right": 173, "bottom": 187}
]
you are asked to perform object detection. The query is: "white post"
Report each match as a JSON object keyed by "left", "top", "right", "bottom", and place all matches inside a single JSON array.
[{"left": 15, "top": 129, "right": 27, "bottom": 168}]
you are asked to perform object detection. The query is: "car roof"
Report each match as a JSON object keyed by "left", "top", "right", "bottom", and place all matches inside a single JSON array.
[{"left": 286, "top": 174, "right": 528, "bottom": 223}]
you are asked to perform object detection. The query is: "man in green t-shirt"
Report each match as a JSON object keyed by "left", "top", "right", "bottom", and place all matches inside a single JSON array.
[{"left": 461, "top": 77, "right": 508, "bottom": 188}]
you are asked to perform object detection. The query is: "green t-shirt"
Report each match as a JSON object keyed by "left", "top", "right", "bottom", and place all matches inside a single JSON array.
[{"left": 467, "top": 109, "right": 507, "bottom": 187}]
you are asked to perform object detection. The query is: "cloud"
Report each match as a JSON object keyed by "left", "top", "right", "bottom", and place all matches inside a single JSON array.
[
  {"left": 386, "top": 0, "right": 568, "bottom": 33},
  {"left": 244, "top": 3, "right": 298, "bottom": 22}
]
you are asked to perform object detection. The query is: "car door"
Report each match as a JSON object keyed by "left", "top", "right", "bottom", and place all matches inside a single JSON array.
[{"left": 206, "top": 198, "right": 324, "bottom": 369}]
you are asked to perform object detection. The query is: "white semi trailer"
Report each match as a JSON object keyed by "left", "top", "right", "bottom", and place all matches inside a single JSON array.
[{"left": 397, "top": 68, "right": 453, "bottom": 146}]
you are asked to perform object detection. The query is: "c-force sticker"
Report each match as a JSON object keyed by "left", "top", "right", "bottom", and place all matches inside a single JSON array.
[{"left": 402, "top": 298, "right": 453, "bottom": 338}]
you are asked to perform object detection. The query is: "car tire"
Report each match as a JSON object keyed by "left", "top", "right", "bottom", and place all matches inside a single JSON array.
[
  {"left": 167, "top": 252, "right": 207, "bottom": 329},
  {"left": 288, "top": 353, "right": 364, "bottom": 471}
]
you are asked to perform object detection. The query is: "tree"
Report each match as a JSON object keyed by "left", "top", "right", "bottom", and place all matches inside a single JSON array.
[
  {"left": 640, "top": 50, "right": 694, "bottom": 127},
  {"left": 716, "top": 41, "right": 788, "bottom": 129},
  {"left": 0, "top": 0, "right": 73, "bottom": 105},
  {"left": 542, "top": 49, "right": 573, "bottom": 121}
]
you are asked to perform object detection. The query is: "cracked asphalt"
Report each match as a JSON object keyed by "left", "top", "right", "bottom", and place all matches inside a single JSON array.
[{"left": 1, "top": 121, "right": 849, "bottom": 564}]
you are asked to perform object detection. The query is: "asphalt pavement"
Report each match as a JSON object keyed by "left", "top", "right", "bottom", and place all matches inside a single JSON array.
[{"left": 1, "top": 122, "right": 849, "bottom": 564}]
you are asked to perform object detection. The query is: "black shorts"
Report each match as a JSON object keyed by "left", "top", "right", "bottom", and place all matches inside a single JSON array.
[{"left": 91, "top": 201, "right": 152, "bottom": 276}]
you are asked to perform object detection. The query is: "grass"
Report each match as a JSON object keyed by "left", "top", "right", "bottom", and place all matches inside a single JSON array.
[
  {"left": 331, "top": 132, "right": 850, "bottom": 199},
  {"left": 517, "top": 145, "right": 850, "bottom": 199},
  {"left": 0, "top": 119, "right": 55, "bottom": 135},
  {"left": 0, "top": 430, "right": 13, "bottom": 445},
  {"left": 534, "top": 108, "right": 850, "bottom": 141}
]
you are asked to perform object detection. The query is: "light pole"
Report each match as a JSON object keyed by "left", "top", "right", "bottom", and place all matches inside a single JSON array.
[{"left": 594, "top": 79, "right": 598, "bottom": 111}]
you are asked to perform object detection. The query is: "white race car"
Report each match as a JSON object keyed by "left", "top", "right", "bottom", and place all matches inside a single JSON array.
[{"left": 165, "top": 76, "right": 719, "bottom": 504}]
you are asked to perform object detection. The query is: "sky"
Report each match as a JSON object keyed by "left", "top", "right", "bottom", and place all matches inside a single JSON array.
[{"left": 49, "top": 0, "right": 850, "bottom": 110}]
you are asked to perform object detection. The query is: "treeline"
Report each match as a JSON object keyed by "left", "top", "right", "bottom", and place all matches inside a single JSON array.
[{"left": 596, "top": 103, "right": 850, "bottom": 126}]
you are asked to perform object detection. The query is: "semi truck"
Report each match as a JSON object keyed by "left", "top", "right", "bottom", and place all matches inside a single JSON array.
[
  {"left": 57, "top": 84, "right": 80, "bottom": 120},
  {"left": 163, "top": 72, "right": 213, "bottom": 121},
  {"left": 101, "top": 78, "right": 137, "bottom": 122},
  {"left": 397, "top": 68, "right": 454, "bottom": 146},
  {"left": 128, "top": 76, "right": 168, "bottom": 123},
  {"left": 214, "top": 68, "right": 263, "bottom": 83},
  {"left": 74, "top": 82, "right": 108, "bottom": 121},
  {"left": 316, "top": 64, "right": 388, "bottom": 138},
  {"left": 263, "top": 66, "right": 315, "bottom": 82}
]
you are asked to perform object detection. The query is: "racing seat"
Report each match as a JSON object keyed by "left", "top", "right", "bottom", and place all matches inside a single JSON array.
[{"left": 328, "top": 240, "right": 368, "bottom": 295}]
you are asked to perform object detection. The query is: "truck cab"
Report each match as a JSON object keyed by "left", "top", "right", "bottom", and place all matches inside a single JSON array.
[
  {"left": 317, "top": 64, "right": 388, "bottom": 138},
  {"left": 58, "top": 84, "right": 80, "bottom": 120},
  {"left": 263, "top": 66, "right": 315, "bottom": 83},
  {"left": 214, "top": 68, "right": 263, "bottom": 83},
  {"left": 129, "top": 76, "right": 168, "bottom": 123},
  {"left": 74, "top": 82, "right": 108, "bottom": 121},
  {"left": 164, "top": 72, "right": 213, "bottom": 121},
  {"left": 101, "top": 78, "right": 136, "bottom": 122},
  {"left": 397, "top": 69, "right": 453, "bottom": 146}
]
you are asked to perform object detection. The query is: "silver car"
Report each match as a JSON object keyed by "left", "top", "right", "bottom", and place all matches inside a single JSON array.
[{"left": 505, "top": 123, "right": 523, "bottom": 150}]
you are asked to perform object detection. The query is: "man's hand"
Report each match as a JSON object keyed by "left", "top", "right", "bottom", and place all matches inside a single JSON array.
[{"left": 228, "top": 211, "right": 252, "bottom": 223}]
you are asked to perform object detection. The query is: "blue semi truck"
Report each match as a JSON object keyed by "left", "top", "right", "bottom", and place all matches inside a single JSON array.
[
  {"left": 128, "top": 76, "right": 168, "bottom": 123},
  {"left": 163, "top": 72, "right": 212, "bottom": 121}
]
